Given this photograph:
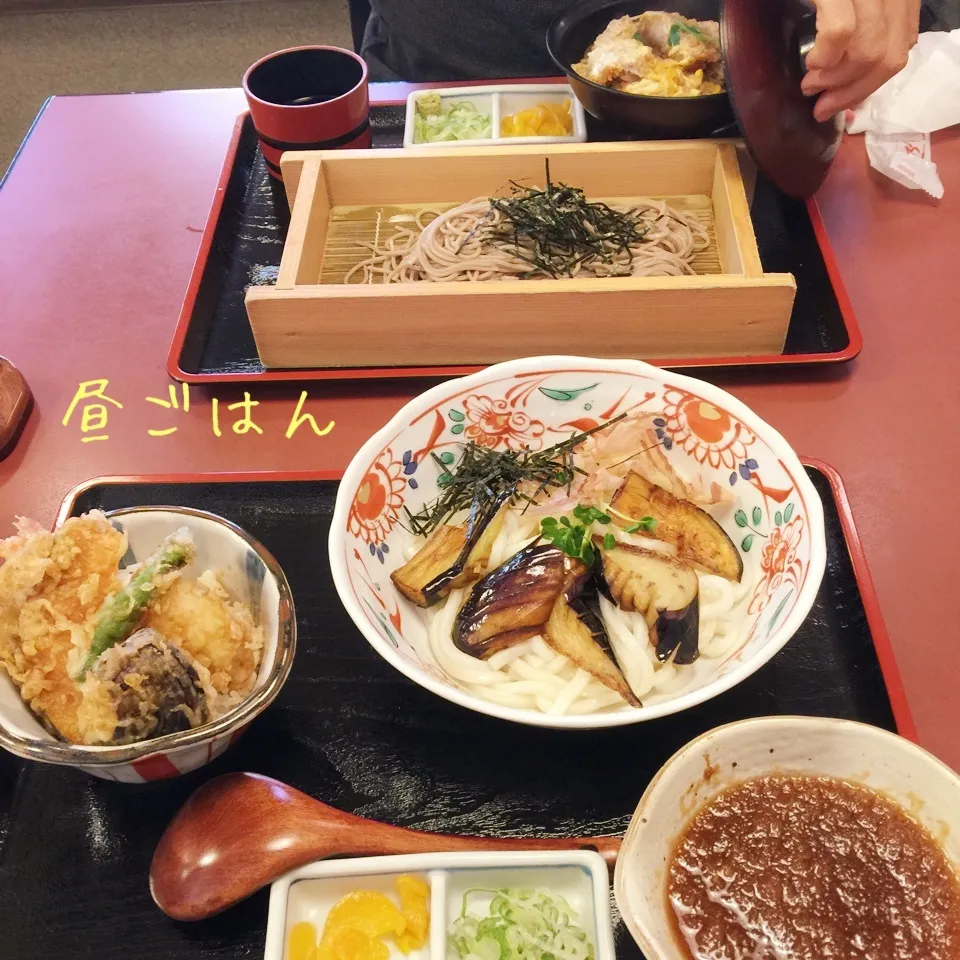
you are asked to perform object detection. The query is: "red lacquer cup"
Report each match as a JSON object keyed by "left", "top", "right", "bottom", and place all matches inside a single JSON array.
[{"left": 243, "top": 45, "right": 371, "bottom": 180}]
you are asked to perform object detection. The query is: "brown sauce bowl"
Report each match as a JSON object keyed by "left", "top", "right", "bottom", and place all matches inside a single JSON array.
[{"left": 613, "top": 716, "right": 960, "bottom": 958}]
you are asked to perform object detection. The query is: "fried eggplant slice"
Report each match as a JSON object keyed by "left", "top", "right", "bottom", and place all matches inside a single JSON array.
[
  {"left": 545, "top": 581, "right": 640, "bottom": 707},
  {"left": 610, "top": 471, "right": 742, "bottom": 582},
  {"left": 391, "top": 525, "right": 466, "bottom": 607},
  {"left": 601, "top": 542, "right": 700, "bottom": 664},
  {"left": 454, "top": 544, "right": 586, "bottom": 659},
  {"left": 93, "top": 628, "right": 209, "bottom": 744},
  {"left": 391, "top": 495, "right": 509, "bottom": 607}
]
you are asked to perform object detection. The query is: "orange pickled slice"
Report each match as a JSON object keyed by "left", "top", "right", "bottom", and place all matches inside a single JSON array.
[
  {"left": 323, "top": 928, "right": 390, "bottom": 960},
  {"left": 323, "top": 891, "right": 406, "bottom": 941},
  {"left": 395, "top": 875, "right": 429, "bottom": 951},
  {"left": 288, "top": 921, "right": 320, "bottom": 960}
]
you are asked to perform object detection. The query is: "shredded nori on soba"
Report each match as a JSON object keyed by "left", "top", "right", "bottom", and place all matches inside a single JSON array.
[{"left": 486, "top": 160, "right": 651, "bottom": 278}]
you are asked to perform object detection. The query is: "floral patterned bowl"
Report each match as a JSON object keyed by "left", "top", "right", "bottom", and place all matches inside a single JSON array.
[{"left": 329, "top": 356, "right": 826, "bottom": 728}]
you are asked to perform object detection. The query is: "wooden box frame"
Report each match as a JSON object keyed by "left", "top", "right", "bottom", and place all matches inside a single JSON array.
[{"left": 245, "top": 142, "right": 796, "bottom": 369}]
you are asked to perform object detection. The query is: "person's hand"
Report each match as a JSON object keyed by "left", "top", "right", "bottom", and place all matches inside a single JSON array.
[{"left": 802, "top": 0, "right": 921, "bottom": 121}]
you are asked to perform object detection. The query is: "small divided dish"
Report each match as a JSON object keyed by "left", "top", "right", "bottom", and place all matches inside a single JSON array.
[
  {"left": 403, "top": 85, "right": 587, "bottom": 147},
  {"left": 264, "top": 851, "right": 614, "bottom": 960}
]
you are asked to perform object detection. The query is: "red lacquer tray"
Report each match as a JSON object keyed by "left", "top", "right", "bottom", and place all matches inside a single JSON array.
[{"left": 167, "top": 82, "right": 861, "bottom": 385}]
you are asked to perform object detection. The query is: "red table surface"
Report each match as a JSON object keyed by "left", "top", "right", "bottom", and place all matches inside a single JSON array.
[{"left": 1, "top": 89, "right": 958, "bottom": 770}]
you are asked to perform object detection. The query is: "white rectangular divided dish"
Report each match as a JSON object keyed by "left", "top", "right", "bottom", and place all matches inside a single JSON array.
[
  {"left": 403, "top": 85, "right": 587, "bottom": 147},
  {"left": 264, "top": 851, "right": 614, "bottom": 960}
]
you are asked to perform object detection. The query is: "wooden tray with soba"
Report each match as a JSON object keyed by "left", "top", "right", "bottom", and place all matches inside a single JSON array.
[{"left": 246, "top": 142, "right": 796, "bottom": 368}]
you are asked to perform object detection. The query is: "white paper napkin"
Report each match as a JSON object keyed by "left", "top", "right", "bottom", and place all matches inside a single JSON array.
[{"left": 846, "top": 28, "right": 960, "bottom": 197}]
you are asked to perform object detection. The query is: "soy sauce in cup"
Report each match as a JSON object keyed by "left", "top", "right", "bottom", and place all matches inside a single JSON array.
[{"left": 243, "top": 46, "right": 371, "bottom": 180}]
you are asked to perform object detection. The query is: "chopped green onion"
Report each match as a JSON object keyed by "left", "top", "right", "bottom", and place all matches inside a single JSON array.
[
  {"left": 414, "top": 99, "right": 492, "bottom": 143},
  {"left": 668, "top": 21, "right": 707, "bottom": 46},
  {"left": 449, "top": 888, "right": 595, "bottom": 960}
]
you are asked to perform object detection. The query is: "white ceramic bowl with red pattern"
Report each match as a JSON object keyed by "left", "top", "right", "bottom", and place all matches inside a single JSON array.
[
  {"left": 330, "top": 356, "right": 826, "bottom": 728},
  {"left": 0, "top": 507, "right": 296, "bottom": 782}
]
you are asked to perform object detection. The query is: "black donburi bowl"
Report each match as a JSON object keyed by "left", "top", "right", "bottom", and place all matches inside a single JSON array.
[{"left": 547, "top": 0, "right": 735, "bottom": 138}]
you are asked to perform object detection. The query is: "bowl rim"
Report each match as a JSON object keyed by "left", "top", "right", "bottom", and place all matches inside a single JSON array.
[
  {"left": 545, "top": 0, "right": 729, "bottom": 104},
  {"left": 612, "top": 715, "right": 960, "bottom": 957},
  {"left": 0, "top": 505, "right": 297, "bottom": 766},
  {"left": 330, "top": 355, "right": 827, "bottom": 729}
]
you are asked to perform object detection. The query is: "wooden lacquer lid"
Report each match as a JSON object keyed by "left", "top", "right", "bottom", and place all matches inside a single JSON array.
[{"left": 722, "top": 0, "right": 843, "bottom": 198}]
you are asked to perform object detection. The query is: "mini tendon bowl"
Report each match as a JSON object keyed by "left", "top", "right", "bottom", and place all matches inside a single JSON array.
[
  {"left": 614, "top": 716, "right": 960, "bottom": 959},
  {"left": 546, "top": 0, "right": 735, "bottom": 138},
  {"left": 329, "top": 355, "right": 826, "bottom": 729},
  {"left": 0, "top": 506, "right": 296, "bottom": 782}
]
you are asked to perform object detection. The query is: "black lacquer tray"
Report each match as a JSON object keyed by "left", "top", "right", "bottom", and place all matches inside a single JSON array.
[
  {"left": 0, "top": 462, "right": 909, "bottom": 960},
  {"left": 167, "top": 106, "right": 861, "bottom": 384}
]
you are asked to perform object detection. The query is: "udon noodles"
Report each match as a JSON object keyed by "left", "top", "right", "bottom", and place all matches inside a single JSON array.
[
  {"left": 390, "top": 413, "right": 752, "bottom": 718},
  {"left": 344, "top": 196, "right": 710, "bottom": 284},
  {"left": 412, "top": 514, "right": 748, "bottom": 716}
]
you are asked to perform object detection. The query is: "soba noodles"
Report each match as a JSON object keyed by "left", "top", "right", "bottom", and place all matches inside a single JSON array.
[{"left": 344, "top": 195, "right": 709, "bottom": 284}]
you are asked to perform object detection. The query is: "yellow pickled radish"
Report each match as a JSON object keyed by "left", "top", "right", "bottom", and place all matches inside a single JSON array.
[
  {"left": 546, "top": 101, "right": 569, "bottom": 121},
  {"left": 397, "top": 933, "right": 421, "bottom": 953},
  {"left": 323, "top": 891, "right": 406, "bottom": 941},
  {"left": 500, "top": 99, "right": 573, "bottom": 137},
  {"left": 326, "top": 928, "right": 390, "bottom": 960},
  {"left": 288, "top": 921, "right": 320, "bottom": 960},
  {"left": 309, "top": 878, "right": 431, "bottom": 960},
  {"left": 396, "top": 874, "right": 430, "bottom": 951}
]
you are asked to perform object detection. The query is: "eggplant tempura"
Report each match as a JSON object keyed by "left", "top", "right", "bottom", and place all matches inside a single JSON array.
[{"left": 0, "top": 513, "right": 262, "bottom": 745}]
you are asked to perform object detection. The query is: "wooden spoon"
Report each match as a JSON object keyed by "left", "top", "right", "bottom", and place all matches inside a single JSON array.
[{"left": 150, "top": 772, "right": 622, "bottom": 921}]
